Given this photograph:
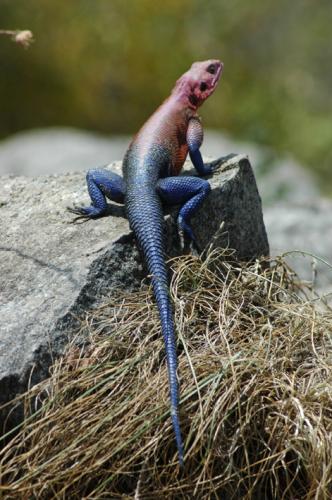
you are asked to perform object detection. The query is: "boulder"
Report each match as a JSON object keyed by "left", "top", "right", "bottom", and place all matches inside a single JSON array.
[{"left": 0, "top": 154, "right": 268, "bottom": 429}]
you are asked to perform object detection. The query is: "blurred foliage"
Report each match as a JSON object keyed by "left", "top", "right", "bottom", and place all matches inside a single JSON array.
[{"left": 1, "top": 0, "right": 332, "bottom": 190}]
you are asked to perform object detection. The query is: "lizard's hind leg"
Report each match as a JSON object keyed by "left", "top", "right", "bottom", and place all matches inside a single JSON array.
[
  {"left": 156, "top": 176, "right": 211, "bottom": 250},
  {"left": 68, "top": 168, "right": 126, "bottom": 218}
]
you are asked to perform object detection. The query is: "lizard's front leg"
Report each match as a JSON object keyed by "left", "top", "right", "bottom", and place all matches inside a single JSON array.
[
  {"left": 68, "top": 168, "right": 126, "bottom": 218},
  {"left": 187, "top": 117, "right": 235, "bottom": 175}
]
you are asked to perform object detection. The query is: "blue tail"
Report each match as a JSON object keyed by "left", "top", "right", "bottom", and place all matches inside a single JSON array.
[
  {"left": 126, "top": 188, "right": 184, "bottom": 465},
  {"left": 153, "top": 277, "right": 184, "bottom": 466}
]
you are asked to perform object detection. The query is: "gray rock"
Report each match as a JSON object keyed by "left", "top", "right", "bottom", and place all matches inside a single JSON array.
[
  {"left": 201, "top": 130, "right": 320, "bottom": 206},
  {"left": 191, "top": 154, "right": 269, "bottom": 261},
  {"left": 0, "top": 155, "right": 268, "bottom": 431}
]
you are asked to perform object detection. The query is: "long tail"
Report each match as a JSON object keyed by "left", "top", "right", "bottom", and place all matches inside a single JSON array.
[{"left": 126, "top": 188, "right": 184, "bottom": 465}]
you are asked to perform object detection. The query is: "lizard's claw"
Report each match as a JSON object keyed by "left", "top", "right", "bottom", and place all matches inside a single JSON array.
[
  {"left": 189, "top": 239, "right": 201, "bottom": 257},
  {"left": 178, "top": 227, "right": 186, "bottom": 252},
  {"left": 67, "top": 205, "right": 105, "bottom": 219},
  {"left": 177, "top": 218, "right": 200, "bottom": 255},
  {"left": 67, "top": 206, "right": 89, "bottom": 216},
  {"left": 66, "top": 206, "right": 92, "bottom": 223},
  {"left": 205, "top": 153, "right": 239, "bottom": 173}
]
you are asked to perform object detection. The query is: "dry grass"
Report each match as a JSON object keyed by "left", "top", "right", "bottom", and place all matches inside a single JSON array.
[{"left": 1, "top": 249, "right": 332, "bottom": 499}]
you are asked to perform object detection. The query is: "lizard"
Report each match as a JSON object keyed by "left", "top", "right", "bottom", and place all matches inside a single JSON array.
[{"left": 69, "top": 59, "right": 224, "bottom": 466}]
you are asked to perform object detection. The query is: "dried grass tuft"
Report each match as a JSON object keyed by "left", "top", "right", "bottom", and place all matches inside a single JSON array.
[{"left": 1, "top": 249, "right": 332, "bottom": 498}]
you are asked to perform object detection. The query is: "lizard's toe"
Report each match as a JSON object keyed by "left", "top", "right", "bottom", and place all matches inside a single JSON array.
[
  {"left": 189, "top": 239, "right": 201, "bottom": 256},
  {"left": 67, "top": 206, "right": 87, "bottom": 216},
  {"left": 208, "top": 153, "right": 239, "bottom": 172},
  {"left": 177, "top": 217, "right": 199, "bottom": 254},
  {"left": 67, "top": 205, "right": 105, "bottom": 218}
]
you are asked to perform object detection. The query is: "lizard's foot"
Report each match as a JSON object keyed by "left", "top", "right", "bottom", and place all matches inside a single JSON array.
[
  {"left": 67, "top": 168, "right": 126, "bottom": 221},
  {"left": 67, "top": 205, "right": 106, "bottom": 219}
]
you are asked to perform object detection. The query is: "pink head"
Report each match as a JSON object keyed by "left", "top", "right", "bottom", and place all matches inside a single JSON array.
[{"left": 173, "top": 59, "right": 223, "bottom": 109}]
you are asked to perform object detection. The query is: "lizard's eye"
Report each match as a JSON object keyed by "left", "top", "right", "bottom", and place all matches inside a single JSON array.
[
  {"left": 200, "top": 82, "right": 208, "bottom": 92},
  {"left": 207, "top": 64, "right": 216, "bottom": 74}
]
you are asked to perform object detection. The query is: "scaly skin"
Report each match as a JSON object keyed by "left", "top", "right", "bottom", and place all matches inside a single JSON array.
[{"left": 69, "top": 60, "right": 224, "bottom": 465}]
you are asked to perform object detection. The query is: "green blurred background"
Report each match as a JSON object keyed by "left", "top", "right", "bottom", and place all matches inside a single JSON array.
[{"left": 1, "top": 0, "right": 332, "bottom": 191}]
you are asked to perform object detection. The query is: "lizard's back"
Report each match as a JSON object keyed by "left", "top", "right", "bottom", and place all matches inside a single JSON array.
[{"left": 123, "top": 98, "right": 192, "bottom": 187}]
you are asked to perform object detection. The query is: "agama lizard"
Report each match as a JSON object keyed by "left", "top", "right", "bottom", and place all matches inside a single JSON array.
[{"left": 69, "top": 60, "right": 223, "bottom": 466}]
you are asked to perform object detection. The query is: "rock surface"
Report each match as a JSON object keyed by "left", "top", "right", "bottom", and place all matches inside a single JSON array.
[{"left": 0, "top": 155, "right": 268, "bottom": 429}]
